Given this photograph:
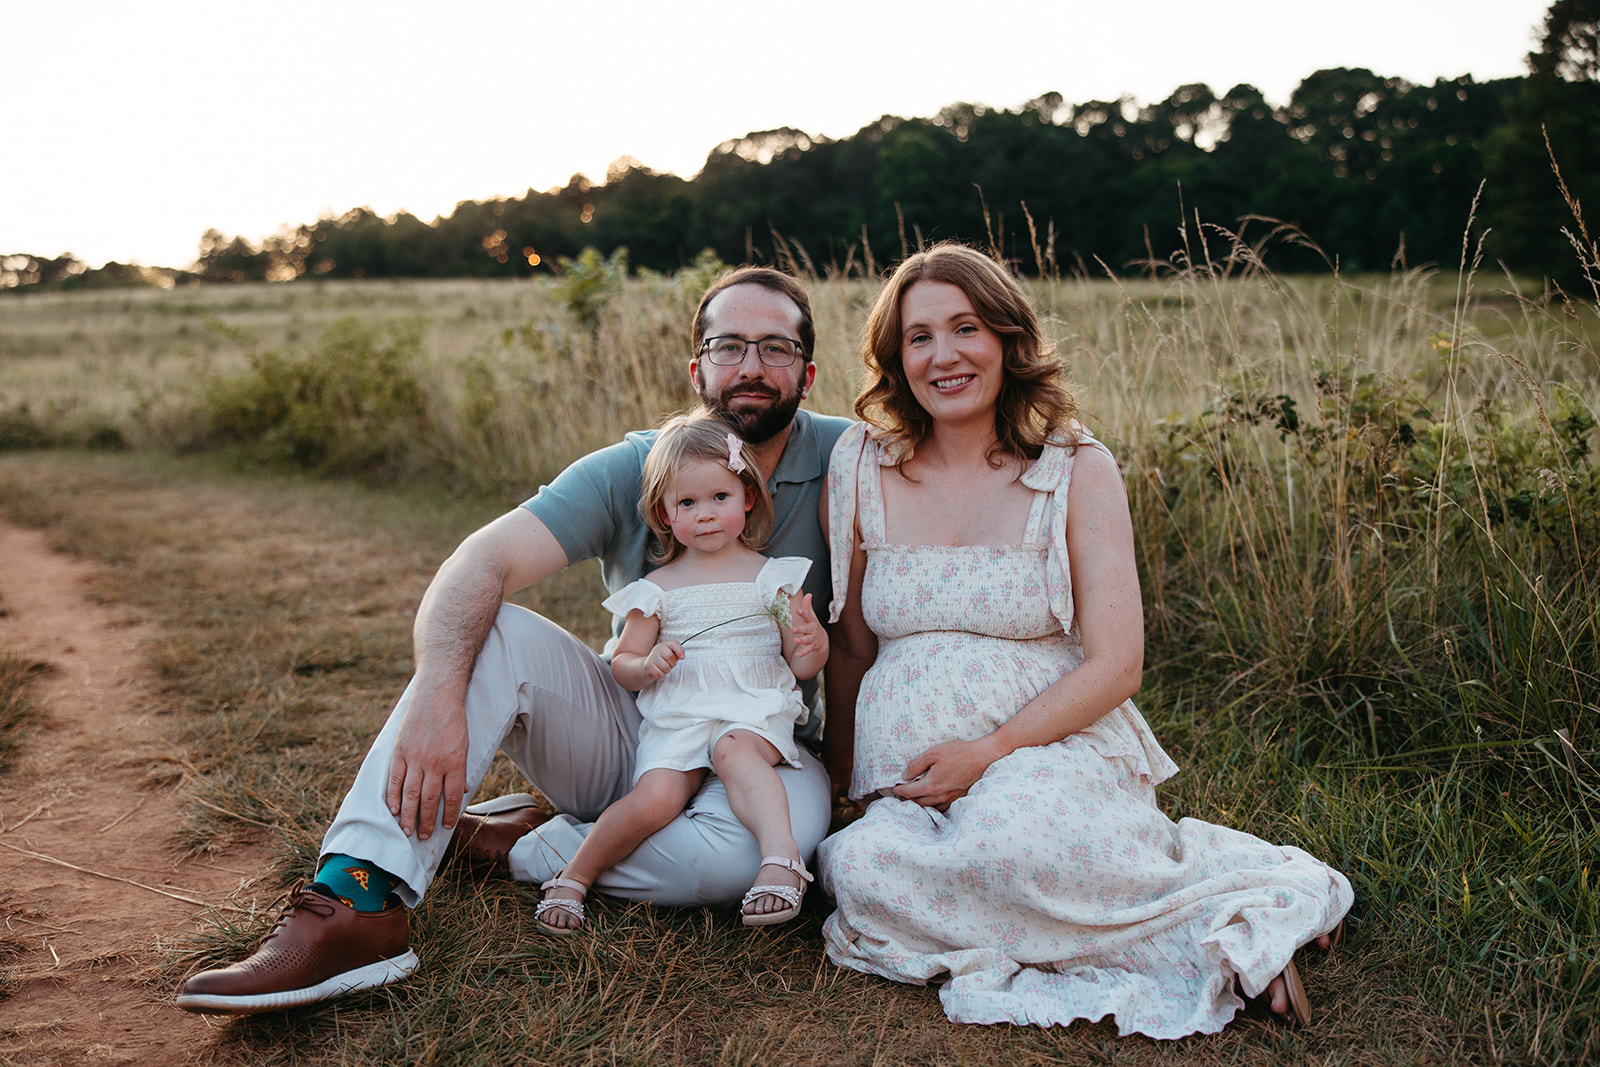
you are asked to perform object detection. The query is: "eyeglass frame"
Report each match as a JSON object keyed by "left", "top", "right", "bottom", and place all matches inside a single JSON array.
[{"left": 698, "top": 334, "right": 808, "bottom": 367}]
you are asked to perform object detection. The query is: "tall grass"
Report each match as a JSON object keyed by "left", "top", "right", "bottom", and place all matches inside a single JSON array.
[{"left": 1, "top": 231, "right": 1597, "bottom": 1061}]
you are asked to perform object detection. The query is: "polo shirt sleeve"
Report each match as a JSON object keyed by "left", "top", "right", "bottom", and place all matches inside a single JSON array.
[{"left": 520, "top": 436, "right": 650, "bottom": 566}]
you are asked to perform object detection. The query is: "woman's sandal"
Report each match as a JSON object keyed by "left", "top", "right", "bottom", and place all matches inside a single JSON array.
[
  {"left": 535, "top": 876, "right": 588, "bottom": 936},
  {"left": 740, "top": 856, "right": 813, "bottom": 927},
  {"left": 1279, "top": 958, "right": 1312, "bottom": 1025}
]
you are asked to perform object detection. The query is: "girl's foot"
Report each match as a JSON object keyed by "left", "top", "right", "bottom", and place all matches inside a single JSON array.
[
  {"left": 741, "top": 856, "right": 812, "bottom": 926},
  {"left": 535, "top": 876, "right": 588, "bottom": 936}
]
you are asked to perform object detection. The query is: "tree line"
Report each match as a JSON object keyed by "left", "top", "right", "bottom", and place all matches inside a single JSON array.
[{"left": 5, "top": 4, "right": 1597, "bottom": 291}]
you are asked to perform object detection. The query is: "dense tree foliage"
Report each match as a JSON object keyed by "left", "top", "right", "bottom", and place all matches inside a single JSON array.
[
  {"left": 6, "top": 10, "right": 1598, "bottom": 292},
  {"left": 183, "top": 67, "right": 1558, "bottom": 285}
]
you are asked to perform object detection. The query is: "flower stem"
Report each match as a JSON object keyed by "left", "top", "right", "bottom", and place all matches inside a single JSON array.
[{"left": 681, "top": 613, "right": 768, "bottom": 644}]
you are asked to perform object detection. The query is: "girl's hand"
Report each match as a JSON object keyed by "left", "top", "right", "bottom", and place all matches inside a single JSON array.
[
  {"left": 642, "top": 640, "right": 684, "bottom": 681},
  {"left": 781, "top": 592, "right": 829, "bottom": 680},
  {"left": 788, "top": 593, "right": 827, "bottom": 659},
  {"left": 892, "top": 736, "right": 1006, "bottom": 810}
]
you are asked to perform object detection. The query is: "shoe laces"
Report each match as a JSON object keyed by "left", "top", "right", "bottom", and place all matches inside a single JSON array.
[{"left": 259, "top": 879, "right": 337, "bottom": 943}]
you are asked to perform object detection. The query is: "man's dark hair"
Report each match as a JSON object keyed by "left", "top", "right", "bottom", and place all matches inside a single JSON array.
[{"left": 691, "top": 267, "right": 815, "bottom": 361}]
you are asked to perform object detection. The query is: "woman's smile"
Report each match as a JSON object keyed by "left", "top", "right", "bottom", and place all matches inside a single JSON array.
[{"left": 899, "top": 280, "right": 1004, "bottom": 424}]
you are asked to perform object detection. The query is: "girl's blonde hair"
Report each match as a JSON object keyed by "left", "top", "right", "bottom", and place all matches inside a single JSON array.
[{"left": 641, "top": 412, "right": 774, "bottom": 565}]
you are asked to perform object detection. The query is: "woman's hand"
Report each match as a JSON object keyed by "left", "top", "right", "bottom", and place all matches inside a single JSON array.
[{"left": 892, "top": 736, "right": 1007, "bottom": 810}]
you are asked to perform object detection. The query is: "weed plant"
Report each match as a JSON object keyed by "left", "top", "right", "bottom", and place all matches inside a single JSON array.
[{"left": 0, "top": 223, "right": 1597, "bottom": 1061}]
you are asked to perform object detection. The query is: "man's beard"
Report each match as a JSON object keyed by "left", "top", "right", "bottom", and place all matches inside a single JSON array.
[{"left": 696, "top": 372, "right": 804, "bottom": 445}]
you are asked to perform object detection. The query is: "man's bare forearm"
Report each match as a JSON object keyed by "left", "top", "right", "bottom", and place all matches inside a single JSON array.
[
  {"left": 411, "top": 541, "right": 510, "bottom": 706},
  {"left": 410, "top": 507, "right": 572, "bottom": 703}
]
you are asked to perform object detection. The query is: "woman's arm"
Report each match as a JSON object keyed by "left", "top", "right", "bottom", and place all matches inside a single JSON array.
[
  {"left": 896, "top": 446, "right": 1144, "bottom": 808},
  {"left": 820, "top": 491, "right": 878, "bottom": 796},
  {"left": 608, "top": 610, "right": 680, "bottom": 691}
]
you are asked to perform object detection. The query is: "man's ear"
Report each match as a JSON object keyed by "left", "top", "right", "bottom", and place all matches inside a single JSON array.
[
  {"left": 688, "top": 359, "right": 704, "bottom": 397},
  {"left": 800, "top": 360, "right": 817, "bottom": 399}
]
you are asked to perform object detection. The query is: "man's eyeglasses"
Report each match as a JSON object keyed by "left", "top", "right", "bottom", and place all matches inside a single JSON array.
[{"left": 700, "top": 335, "right": 805, "bottom": 367}]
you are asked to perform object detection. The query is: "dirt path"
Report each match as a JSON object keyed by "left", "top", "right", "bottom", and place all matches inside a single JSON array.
[{"left": 0, "top": 519, "right": 272, "bottom": 1065}]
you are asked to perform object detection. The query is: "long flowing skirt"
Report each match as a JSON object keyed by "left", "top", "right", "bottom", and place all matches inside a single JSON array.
[{"left": 819, "top": 737, "right": 1353, "bottom": 1038}]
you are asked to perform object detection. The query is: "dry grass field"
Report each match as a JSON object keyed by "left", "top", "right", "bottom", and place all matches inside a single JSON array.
[{"left": 1, "top": 247, "right": 1596, "bottom": 1063}]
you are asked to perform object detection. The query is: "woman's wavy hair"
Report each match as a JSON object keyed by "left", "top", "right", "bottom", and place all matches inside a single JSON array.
[
  {"left": 640, "top": 411, "right": 773, "bottom": 565},
  {"left": 855, "top": 243, "right": 1078, "bottom": 470}
]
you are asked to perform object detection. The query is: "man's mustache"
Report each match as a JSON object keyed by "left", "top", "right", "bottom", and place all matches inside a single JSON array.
[{"left": 723, "top": 385, "right": 780, "bottom": 400}]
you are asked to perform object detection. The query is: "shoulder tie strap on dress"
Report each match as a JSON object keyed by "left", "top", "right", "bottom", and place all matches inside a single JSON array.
[
  {"left": 825, "top": 422, "right": 871, "bottom": 625},
  {"left": 1019, "top": 427, "right": 1117, "bottom": 638}
]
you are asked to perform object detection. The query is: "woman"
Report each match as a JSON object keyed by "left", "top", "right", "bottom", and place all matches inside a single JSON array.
[{"left": 818, "top": 243, "right": 1351, "bottom": 1037}]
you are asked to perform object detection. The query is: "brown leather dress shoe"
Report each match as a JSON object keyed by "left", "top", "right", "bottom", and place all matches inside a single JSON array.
[
  {"left": 176, "top": 882, "right": 415, "bottom": 1014},
  {"left": 445, "top": 793, "right": 552, "bottom": 877}
]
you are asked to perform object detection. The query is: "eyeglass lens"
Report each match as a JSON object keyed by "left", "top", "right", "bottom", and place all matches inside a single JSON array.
[{"left": 703, "top": 336, "right": 801, "bottom": 366}]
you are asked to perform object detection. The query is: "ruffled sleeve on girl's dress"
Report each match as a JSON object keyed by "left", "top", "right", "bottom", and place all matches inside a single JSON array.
[
  {"left": 756, "top": 556, "right": 813, "bottom": 608},
  {"left": 600, "top": 577, "right": 665, "bottom": 621}
]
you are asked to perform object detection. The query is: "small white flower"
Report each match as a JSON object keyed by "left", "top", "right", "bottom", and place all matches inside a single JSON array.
[{"left": 767, "top": 589, "right": 792, "bottom": 629}]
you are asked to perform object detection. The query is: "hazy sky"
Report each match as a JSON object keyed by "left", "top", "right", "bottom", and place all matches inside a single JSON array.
[{"left": 3, "top": 0, "right": 1552, "bottom": 270}]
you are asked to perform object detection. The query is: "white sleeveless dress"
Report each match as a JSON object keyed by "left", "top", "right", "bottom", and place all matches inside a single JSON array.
[
  {"left": 603, "top": 556, "right": 811, "bottom": 780},
  {"left": 819, "top": 424, "right": 1352, "bottom": 1038}
]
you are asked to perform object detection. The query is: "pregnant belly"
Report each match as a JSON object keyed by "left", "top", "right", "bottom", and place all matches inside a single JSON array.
[{"left": 851, "top": 630, "right": 1076, "bottom": 794}]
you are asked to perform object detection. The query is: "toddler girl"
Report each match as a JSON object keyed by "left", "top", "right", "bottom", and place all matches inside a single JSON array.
[{"left": 535, "top": 414, "right": 828, "bottom": 934}]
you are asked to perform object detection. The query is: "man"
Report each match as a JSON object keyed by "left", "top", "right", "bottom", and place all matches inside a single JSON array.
[{"left": 176, "top": 267, "right": 852, "bottom": 1015}]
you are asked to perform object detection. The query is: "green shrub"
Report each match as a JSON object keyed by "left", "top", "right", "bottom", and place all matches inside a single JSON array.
[
  {"left": 198, "top": 317, "right": 433, "bottom": 482},
  {"left": 1133, "top": 357, "right": 1597, "bottom": 759}
]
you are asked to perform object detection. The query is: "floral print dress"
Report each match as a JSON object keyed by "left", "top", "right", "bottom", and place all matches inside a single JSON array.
[{"left": 819, "top": 423, "right": 1352, "bottom": 1038}]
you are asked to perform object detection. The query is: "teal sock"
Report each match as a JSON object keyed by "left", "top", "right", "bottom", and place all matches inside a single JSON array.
[{"left": 314, "top": 854, "right": 402, "bottom": 912}]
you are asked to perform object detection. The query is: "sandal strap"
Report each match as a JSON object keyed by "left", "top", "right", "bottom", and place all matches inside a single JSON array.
[
  {"left": 535, "top": 897, "right": 586, "bottom": 923},
  {"left": 757, "top": 855, "right": 813, "bottom": 883},
  {"left": 741, "top": 884, "right": 803, "bottom": 909},
  {"left": 540, "top": 876, "right": 589, "bottom": 895}
]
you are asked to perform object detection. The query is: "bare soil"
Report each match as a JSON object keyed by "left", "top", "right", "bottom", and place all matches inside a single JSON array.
[{"left": 0, "top": 519, "right": 271, "bottom": 1065}]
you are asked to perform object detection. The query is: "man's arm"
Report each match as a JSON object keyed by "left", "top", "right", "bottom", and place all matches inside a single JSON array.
[{"left": 386, "top": 507, "right": 570, "bottom": 841}]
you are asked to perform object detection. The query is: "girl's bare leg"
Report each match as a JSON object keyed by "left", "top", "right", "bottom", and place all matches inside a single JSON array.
[
  {"left": 711, "top": 731, "right": 801, "bottom": 917},
  {"left": 541, "top": 768, "right": 705, "bottom": 930}
]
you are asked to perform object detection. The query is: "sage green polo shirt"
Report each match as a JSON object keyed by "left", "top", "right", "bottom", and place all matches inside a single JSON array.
[{"left": 522, "top": 409, "right": 852, "bottom": 740}]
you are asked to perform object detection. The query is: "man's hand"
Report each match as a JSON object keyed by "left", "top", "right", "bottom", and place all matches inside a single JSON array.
[
  {"left": 385, "top": 690, "right": 471, "bottom": 841},
  {"left": 892, "top": 736, "right": 1006, "bottom": 810}
]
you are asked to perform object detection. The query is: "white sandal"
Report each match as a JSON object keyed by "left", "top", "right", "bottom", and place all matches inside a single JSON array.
[
  {"left": 535, "top": 876, "right": 588, "bottom": 936},
  {"left": 740, "top": 856, "right": 813, "bottom": 926}
]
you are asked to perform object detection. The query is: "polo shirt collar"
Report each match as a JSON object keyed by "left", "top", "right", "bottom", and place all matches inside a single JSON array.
[{"left": 768, "top": 409, "right": 823, "bottom": 486}]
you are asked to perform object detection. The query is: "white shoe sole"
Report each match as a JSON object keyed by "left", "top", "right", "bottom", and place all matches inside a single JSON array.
[
  {"left": 174, "top": 950, "right": 419, "bottom": 1015},
  {"left": 463, "top": 792, "right": 543, "bottom": 816}
]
